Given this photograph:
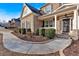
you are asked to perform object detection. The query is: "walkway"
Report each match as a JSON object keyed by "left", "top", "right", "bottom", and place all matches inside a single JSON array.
[{"left": 0, "top": 28, "right": 72, "bottom": 55}]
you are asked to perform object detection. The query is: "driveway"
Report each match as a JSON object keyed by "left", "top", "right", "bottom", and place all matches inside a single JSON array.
[{"left": 0, "top": 27, "right": 72, "bottom": 55}]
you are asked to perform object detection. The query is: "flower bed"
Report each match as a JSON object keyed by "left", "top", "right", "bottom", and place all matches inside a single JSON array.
[
  {"left": 12, "top": 32, "right": 49, "bottom": 42},
  {"left": 64, "top": 40, "right": 79, "bottom": 56}
]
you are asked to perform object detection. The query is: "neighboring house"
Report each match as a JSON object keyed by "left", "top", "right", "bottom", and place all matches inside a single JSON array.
[
  {"left": 20, "top": 3, "right": 79, "bottom": 40},
  {"left": 8, "top": 18, "right": 20, "bottom": 28}
]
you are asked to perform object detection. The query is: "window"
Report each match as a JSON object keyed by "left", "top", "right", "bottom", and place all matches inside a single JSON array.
[
  {"left": 22, "top": 22, "right": 25, "bottom": 28},
  {"left": 45, "top": 5, "right": 51, "bottom": 13},
  {"left": 44, "top": 18, "right": 55, "bottom": 27},
  {"left": 26, "top": 21, "right": 31, "bottom": 29},
  {"left": 44, "top": 20, "right": 48, "bottom": 27},
  {"left": 71, "top": 19, "right": 73, "bottom": 30},
  {"left": 49, "top": 19, "right": 55, "bottom": 27}
]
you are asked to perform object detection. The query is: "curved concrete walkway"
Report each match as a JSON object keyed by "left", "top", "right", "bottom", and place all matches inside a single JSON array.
[{"left": 0, "top": 29, "right": 72, "bottom": 55}]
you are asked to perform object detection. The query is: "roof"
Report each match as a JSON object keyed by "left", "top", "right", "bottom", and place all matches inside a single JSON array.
[
  {"left": 38, "top": 4, "right": 77, "bottom": 20},
  {"left": 40, "top": 3, "right": 50, "bottom": 9},
  {"left": 25, "top": 3, "right": 42, "bottom": 15},
  {"left": 11, "top": 18, "right": 20, "bottom": 22},
  {"left": 52, "top": 4, "right": 77, "bottom": 14}
]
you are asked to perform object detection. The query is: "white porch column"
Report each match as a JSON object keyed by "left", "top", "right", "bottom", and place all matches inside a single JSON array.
[
  {"left": 70, "top": 18, "right": 72, "bottom": 31},
  {"left": 72, "top": 7, "right": 78, "bottom": 40},
  {"left": 73, "top": 10, "right": 78, "bottom": 29},
  {"left": 54, "top": 15, "right": 57, "bottom": 29}
]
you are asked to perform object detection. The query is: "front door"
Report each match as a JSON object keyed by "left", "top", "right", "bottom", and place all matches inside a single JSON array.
[{"left": 63, "top": 19, "right": 70, "bottom": 32}]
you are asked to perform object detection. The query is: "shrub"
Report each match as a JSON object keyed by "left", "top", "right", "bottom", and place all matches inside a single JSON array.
[
  {"left": 45, "top": 29, "right": 55, "bottom": 39},
  {"left": 19, "top": 28, "right": 21, "bottom": 33},
  {"left": 41, "top": 29, "right": 45, "bottom": 36},
  {"left": 36, "top": 29, "right": 39, "bottom": 35},
  {"left": 19, "top": 28, "right": 26, "bottom": 34},
  {"left": 27, "top": 29, "right": 31, "bottom": 32},
  {"left": 14, "top": 28, "right": 18, "bottom": 33}
]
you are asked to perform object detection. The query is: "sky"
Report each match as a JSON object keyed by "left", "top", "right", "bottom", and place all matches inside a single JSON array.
[{"left": 0, "top": 3, "right": 45, "bottom": 23}]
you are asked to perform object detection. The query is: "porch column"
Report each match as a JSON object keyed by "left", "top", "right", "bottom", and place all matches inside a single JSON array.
[
  {"left": 54, "top": 15, "right": 57, "bottom": 29},
  {"left": 73, "top": 10, "right": 78, "bottom": 30},
  {"left": 70, "top": 18, "right": 72, "bottom": 31},
  {"left": 72, "top": 7, "right": 78, "bottom": 40}
]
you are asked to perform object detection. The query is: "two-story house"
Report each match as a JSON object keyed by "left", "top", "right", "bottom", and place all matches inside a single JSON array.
[
  {"left": 20, "top": 3, "right": 79, "bottom": 40},
  {"left": 8, "top": 18, "right": 20, "bottom": 28},
  {"left": 20, "top": 3, "right": 61, "bottom": 32}
]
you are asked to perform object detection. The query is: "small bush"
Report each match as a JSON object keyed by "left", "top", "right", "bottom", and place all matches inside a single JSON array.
[
  {"left": 14, "top": 28, "right": 18, "bottom": 33},
  {"left": 19, "top": 28, "right": 21, "bottom": 33},
  {"left": 45, "top": 29, "right": 55, "bottom": 39},
  {"left": 27, "top": 29, "right": 31, "bottom": 32},
  {"left": 19, "top": 28, "right": 26, "bottom": 34},
  {"left": 41, "top": 29, "right": 45, "bottom": 36},
  {"left": 36, "top": 29, "right": 39, "bottom": 35}
]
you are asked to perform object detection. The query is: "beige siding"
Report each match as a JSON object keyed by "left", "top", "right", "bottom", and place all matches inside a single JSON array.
[
  {"left": 21, "top": 14, "right": 35, "bottom": 32},
  {"left": 40, "top": 3, "right": 61, "bottom": 12},
  {"left": 51, "top": 3, "right": 61, "bottom": 11}
]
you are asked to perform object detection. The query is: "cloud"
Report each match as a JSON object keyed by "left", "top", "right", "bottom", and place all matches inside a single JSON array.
[{"left": 0, "top": 9, "right": 21, "bottom": 23}]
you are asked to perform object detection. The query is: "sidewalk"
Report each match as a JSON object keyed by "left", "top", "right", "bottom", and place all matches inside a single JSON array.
[{"left": 1, "top": 30, "right": 72, "bottom": 55}]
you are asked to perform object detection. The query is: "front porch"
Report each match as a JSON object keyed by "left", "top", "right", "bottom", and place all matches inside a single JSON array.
[
  {"left": 38, "top": 13, "right": 73, "bottom": 35},
  {"left": 38, "top": 4, "right": 79, "bottom": 37}
]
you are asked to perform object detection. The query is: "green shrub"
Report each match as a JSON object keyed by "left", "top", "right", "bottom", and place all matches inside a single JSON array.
[
  {"left": 36, "top": 29, "right": 39, "bottom": 35},
  {"left": 45, "top": 29, "right": 55, "bottom": 39},
  {"left": 41, "top": 29, "right": 45, "bottom": 36},
  {"left": 19, "top": 28, "right": 21, "bottom": 33},
  {"left": 19, "top": 28, "right": 26, "bottom": 34},
  {"left": 27, "top": 29, "right": 31, "bottom": 32}
]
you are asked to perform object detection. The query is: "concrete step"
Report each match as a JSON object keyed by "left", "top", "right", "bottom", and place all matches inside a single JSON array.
[{"left": 56, "top": 34, "right": 69, "bottom": 39}]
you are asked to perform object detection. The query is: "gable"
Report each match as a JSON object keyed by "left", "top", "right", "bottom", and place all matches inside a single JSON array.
[{"left": 22, "top": 4, "right": 32, "bottom": 17}]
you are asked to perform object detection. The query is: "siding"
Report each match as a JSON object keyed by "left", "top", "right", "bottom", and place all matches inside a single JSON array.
[
  {"left": 21, "top": 14, "right": 35, "bottom": 32},
  {"left": 40, "top": 3, "right": 61, "bottom": 12}
]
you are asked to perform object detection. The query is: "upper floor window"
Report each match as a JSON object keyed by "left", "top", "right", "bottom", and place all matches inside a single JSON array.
[{"left": 45, "top": 5, "right": 51, "bottom": 13}]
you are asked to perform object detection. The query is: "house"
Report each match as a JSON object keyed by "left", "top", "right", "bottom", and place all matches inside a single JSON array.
[
  {"left": 20, "top": 3, "right": 79, "bottom": 40},
  {"left": 8, "top": 18, "right": 20, "bottom": 28}
]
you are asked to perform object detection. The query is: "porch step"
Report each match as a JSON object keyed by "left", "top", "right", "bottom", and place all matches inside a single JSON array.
[{"left": 56, "top": 33, "right": 69, "bottom": 39}]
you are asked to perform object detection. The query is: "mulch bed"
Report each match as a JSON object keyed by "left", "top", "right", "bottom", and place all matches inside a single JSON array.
[
  {"left": 0, "top": 33, "right": 59, "bottom": 56},
  {"left": 64, "top": 40, "right": 79, "bottom": 56},
  {"left": 11, "top": 32, "right": 50, "bottom": 42}
]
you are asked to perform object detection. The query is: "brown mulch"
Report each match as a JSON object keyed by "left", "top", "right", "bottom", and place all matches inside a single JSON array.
[
  {"left": 11, "top": 32, "right": 49, "bottom": 42},
  {"left": 0, "top": 33, "right": 59, "bottom": 56},
  {"left": 64, "top": 40, "right": 79, "bottom": 56}
]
